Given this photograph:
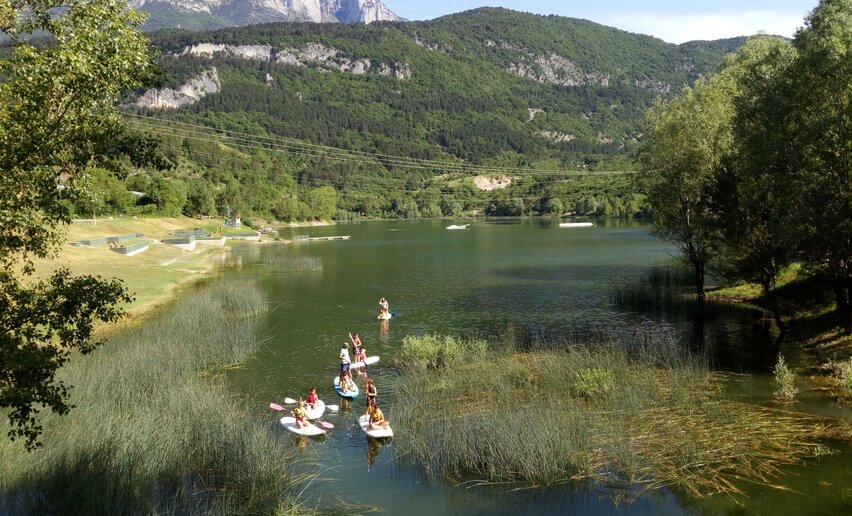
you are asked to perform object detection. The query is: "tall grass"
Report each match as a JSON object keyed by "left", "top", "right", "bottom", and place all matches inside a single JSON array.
[
  {"left": 263, "top": 254, "right": 323, "bottom": 274},
  {"left": 391, "top": 329, "right": 831, "bottom": 497},
  {"left": 0, "top": 277, "right": 305, "bottom": 515}
]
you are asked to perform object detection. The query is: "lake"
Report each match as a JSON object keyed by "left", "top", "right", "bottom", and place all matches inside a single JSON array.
[{"left": 224, "top": 219, "right": 851, "bottom": 514}]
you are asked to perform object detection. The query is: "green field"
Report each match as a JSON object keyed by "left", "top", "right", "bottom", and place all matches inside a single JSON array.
[{"left": 34, "top": 217, "right": 232, "bottom": 317}]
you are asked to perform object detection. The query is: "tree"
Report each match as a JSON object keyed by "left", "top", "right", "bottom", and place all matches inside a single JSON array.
[
  {"left": 147, "top": 175, "right": 188, "bottom": 216},
  {"left": 719, "top": 36, "right": 798, "bottom": 331},
  {"left": 0, "top": 0, "right": 151, "bottom": 449},
  {"left": 440, "top": 196, "right": 463, "bottom": 216},
  {"left": 74, "top": 167, "right": 137, "bottom": 217},
  {"left": 305, "top": 186, "right": 338, "bottom": 221},
  {"left": 184, "top": 181, "right": 218, "bottom": 218},
  {"left": 639, "top": 75, "right": 735, "bottom": 310},
  {"left": 786, "top": 0, "right": 852, "bottom": 333}
]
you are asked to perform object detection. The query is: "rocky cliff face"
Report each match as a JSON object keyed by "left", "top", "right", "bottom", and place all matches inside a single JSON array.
[
  {"left": 136, "top": 68, "right": 221, "bottom": 109},
  {"left": 130, "top": 0, "right": 401, "bottom": 27},
  {"left": 179, "top": 42, "right": 411, "bottom": 79}
]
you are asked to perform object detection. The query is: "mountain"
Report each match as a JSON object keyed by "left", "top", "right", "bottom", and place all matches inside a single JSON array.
[
  {"left": 123, "top": 8, "right": 750, "bottom": 221},
  {"left": 132, "top": 0, "right": 402, "bottom": 30}
]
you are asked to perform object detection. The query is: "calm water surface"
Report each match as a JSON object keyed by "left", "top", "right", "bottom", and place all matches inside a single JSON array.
[{"left": 223, "top": 219, "right": 851, "bottom": 515}]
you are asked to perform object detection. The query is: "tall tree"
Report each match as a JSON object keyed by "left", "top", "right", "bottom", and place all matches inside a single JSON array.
[
  {"left": 786, "top": 0, "right": 852, "bottom": 333},
  {"left": 639, "top": 75, "right": 735, "bottom": 310},
  {"left": 718, "top": 36, "right": 798, "bottom": 332},
  {"left": 0, "top": 0, "right": 151, "bottom": 449}
]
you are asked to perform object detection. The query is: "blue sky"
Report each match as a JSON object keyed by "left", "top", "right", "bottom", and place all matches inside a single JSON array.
[{"left": 383, "top": 1, "right": 820, "bottom": 43}]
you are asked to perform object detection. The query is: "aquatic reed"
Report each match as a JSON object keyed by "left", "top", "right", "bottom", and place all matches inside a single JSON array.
[
  {"left": 260, "top": 246, "right": 323, "bottom": 274},
  {"left": 0, "top": 277, "right": 306, "bottom": 515},
  {"left": 391, "top": 331, "right": 831, "bottom": 497},
  {"left": 610, "top": 265, "right": 696, "bottom": 313}
]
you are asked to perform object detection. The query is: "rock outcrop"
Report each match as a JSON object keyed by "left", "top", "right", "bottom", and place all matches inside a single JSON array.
[
  {"left": 130, "top": 0, "right": 402, "bottom": 27},
  {"left": 136, "top": 68, "right": 221, "bottom": 109},
  {"left": 179, "top": 42, "right": 411, "bottom": 79}
]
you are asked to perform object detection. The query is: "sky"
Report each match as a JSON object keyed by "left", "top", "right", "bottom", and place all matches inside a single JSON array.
[{"left": 383, "top": 1, "right": 821, "bottom": 44}]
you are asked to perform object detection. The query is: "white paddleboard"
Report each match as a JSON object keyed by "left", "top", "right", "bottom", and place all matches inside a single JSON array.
[
  {"left": 303, "top": 400, "right": 325, "bottom": 420},
  {"left": 377, "top": 311, "right": 393, "bottom": 320},
  {"left": 351, "top": 356, "right": 380, "bottom": 369},
  {"left": 333, "top": 375, "right": 359, "bottom": 399},
  {"left": 280, "top": 416, "right": 325, "bottom": 436},
  {"left": 559, "top": 222, "right": 593, "bottom": 228},
  {"left": 359, "top": 414, "right": 394, "bottom": 438}
]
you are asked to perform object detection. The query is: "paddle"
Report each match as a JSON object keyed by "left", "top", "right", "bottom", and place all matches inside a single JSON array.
[{"left": 267, "top": 403, "right": 335, "bottom": 429}]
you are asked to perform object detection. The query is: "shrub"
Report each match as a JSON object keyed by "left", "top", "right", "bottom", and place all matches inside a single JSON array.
[
  {"left": 773, "top": 355, "right": 798, "bottom": 401},
  {"left": 574, "top": 367, "right": 614, "bottom": 397},
  {"left": 395, "top": 334, "right": 488, "bottom": 370}
]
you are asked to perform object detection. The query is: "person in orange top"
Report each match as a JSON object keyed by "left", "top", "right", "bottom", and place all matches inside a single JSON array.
[
  {"left": 368, "top": 399, "right": 389, "bottom": 430},
  {"left": 292, "top": 400, "right": 309, "bottom": 429}
]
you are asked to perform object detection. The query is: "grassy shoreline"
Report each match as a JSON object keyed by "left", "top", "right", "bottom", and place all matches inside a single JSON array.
[
  {"left": 30, "top": 216, "right": 328, "bottom": 323},
  {"left": 0, "top": 277, "right": 306, "bottom": 514}
]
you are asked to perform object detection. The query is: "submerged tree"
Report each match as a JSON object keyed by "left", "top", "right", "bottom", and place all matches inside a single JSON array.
[{"left": 0, "top": 0, "right": 151, "bottom": 449}]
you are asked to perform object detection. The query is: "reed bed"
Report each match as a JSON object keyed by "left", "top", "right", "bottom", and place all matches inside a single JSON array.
[
  {"left": 263, "top": 253, "right": 322, "bottom": 274},
  {"left": 391, "top": 331, "right": 832, "bottom": 498},
  {"left": 610, "top": 266, "right": 696, "bottom": 313},
  {"left": 0, "top": 277, "right": 306, "bottom": 515}
]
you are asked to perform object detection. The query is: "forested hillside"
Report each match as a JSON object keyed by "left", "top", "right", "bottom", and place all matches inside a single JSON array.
[{"left": 114, "top": 8, "right": 746, "bottom": 222}]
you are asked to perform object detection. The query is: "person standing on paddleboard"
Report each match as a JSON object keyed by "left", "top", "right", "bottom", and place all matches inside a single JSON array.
[
  {"left": 365, "top": 378, "right": 377, "bottom": 413},
  {"left": 339, "top": 342, "right": 351, "bottom": 380},
  {"left": 379, "top": 296, "right": 389, "bottom": 312},
  {"left": 351, "top": 332, "right": 362, "bottom": 369}
]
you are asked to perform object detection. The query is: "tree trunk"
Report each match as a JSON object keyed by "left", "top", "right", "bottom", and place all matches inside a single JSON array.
[
  {"left": 836, "top": 286, "right": 852, "bottom": 335},
  {"left": 762, "top": 279, "right": 786, "bottom": 335},
  {"left": 692, "top": 260, "right": 706, "bottom": 349},
  {"left": 694, "top": 260, "right": 705, "bottom": 312}
]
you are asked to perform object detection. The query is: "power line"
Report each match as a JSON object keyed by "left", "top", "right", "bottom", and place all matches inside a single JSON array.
[{"left": 124, "top": 112, "right": 636, "bottom": 178}]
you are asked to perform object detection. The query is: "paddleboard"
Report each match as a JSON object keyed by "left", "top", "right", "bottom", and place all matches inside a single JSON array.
[
  {"left": 351, "top": 355, "right": 380, "bottom": 369},
  {"left": 559, "top": 222, "right": 593, "bottom": 228},
  {"left": 280, "top": 416, "right": 325, "bottom": 436},
  {"left": 359, "top": 414, "right": 394, "bottom": 438},
  {"left": 303, "top": 399, "right": 326, "bottom": 420},
  {"left": 377, "top": 311, "right": 394, "bottom": 320},
  {"left": 333, "top": 375, "right": 359, "bottom": 399}
]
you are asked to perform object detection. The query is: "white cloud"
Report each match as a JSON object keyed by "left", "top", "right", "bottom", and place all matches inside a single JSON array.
[{"left": 601, "top": 10, "right": 806, "bottom": 43}]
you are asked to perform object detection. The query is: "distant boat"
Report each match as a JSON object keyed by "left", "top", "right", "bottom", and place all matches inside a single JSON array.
[
  {"left": 446, "top": 224, "right": 471, "bottom": 230},
  {"left": 559, "top": 222, "right": 594, "bottom": 228}
]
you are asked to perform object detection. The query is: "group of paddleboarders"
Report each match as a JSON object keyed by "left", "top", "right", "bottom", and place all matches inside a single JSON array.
[
  {"left": 337, "top": 332, "right": 368, "bottom": 394},
  {"left": 290, "top": 387, "right": 320, "bottom": 429},
  {"left": 336, "top": 330, "right": 390, "bottom": 430},
  {"left": 288, "top": 304, "right": 392, "bottom": 433}
]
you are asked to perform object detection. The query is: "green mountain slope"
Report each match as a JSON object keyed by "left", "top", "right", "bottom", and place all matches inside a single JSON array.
[{"left": 123, "top": 8, "right": 746, "bottom": 221}]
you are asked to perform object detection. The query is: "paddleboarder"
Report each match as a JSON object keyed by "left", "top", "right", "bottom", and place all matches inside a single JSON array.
[
  {"left": 368, "top": 399, "right": 390, "bottom": 430},
  {"left": 365, "top": 378, "right": 377, "bottom": 413},
  {"left": 339, "top": 342, "right": 352, "bottom": 380}
]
